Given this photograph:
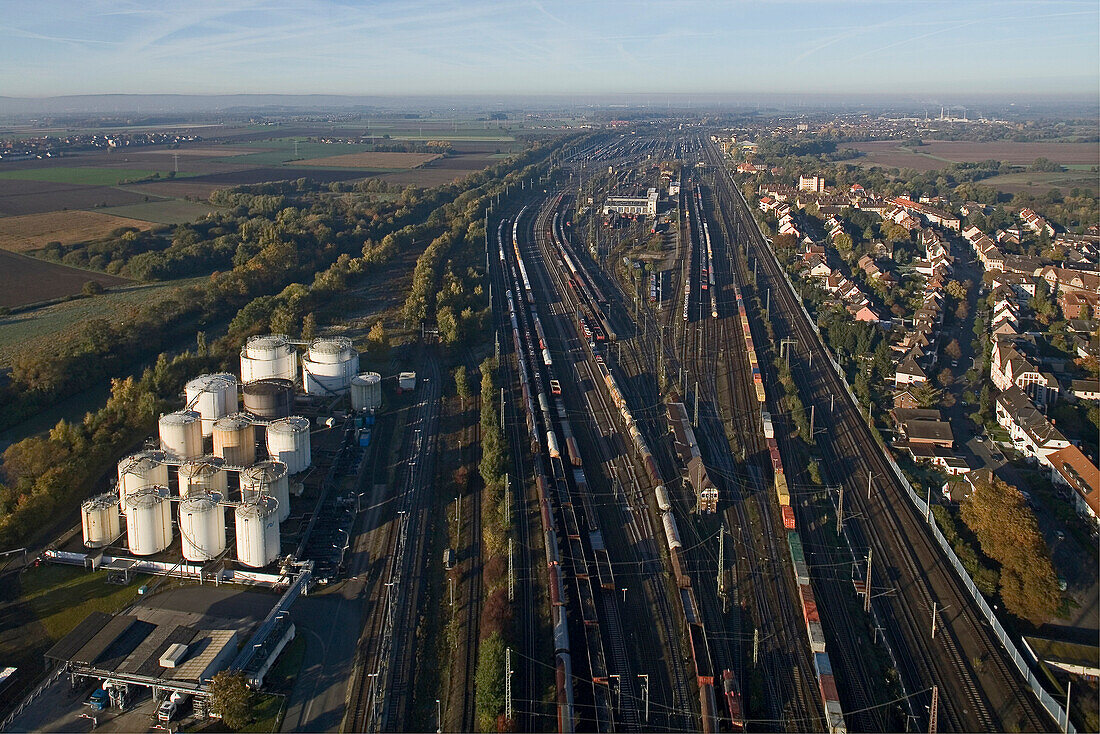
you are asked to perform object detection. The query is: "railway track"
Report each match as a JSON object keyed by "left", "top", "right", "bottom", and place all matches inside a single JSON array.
[
  {"left": 457, "top": 395, "right": 484, "bottom": 732},
  {"left": 705, "top": 137, "right": 1055, "bottom": 733}
]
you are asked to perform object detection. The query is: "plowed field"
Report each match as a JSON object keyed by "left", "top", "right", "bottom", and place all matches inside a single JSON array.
[{"left": 0, "top": 210, "right": 153, "bottom": 252}]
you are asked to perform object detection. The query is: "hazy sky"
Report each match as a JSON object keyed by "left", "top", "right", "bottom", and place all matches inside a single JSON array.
[{"left": 3, "top": 0, "right": 1097, "bottom": 98}]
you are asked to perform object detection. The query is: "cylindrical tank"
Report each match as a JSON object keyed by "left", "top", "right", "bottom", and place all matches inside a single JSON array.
[
  {"left": 266, "top": 416, "right": 311, "bottom": 474},
  {"left": 117, "top": 451, "right": 169, "bottom": 511},
  {"left": 350, "top": 372, "right": 383, "bottom": 411},
  {"left": 240, "top": 461, "right": 290, "bottom": 522},
  {"left": 81, "top": 493, "right": 121, "bottom": 548},
  {"left": 158, "top": 410, "right": 203, "bottom": 460},
  {"left": 124, "top": 486, "right": 172, "bottom": 556},
  {"left": 212, "top": 414, "right": 256, "bottom": 467},
  {"left": 235, "top": 497, "right": 280, "bottom": 568},
  {"left": 302, "top": 337, "right": 359, "bottom": 395},
  {"left": 178, "top": 493, "right": 227, "bottom": 562},
  {"left": 185, "top": 373, "right": 239, "bottom": 437},
  {"left": 242, "top": 379, "right": 294, "bottom": 420},
  {"left": 240, "top": 335, "right": 298, "bottom": 383},
  {"left": 178, "top": 457, "right": 228, "bottom": 498}
]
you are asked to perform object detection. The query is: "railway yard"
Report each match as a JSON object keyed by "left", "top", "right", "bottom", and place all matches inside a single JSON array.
[{"left": 6, "top": 126, "right": 1083, "bottom": 734}]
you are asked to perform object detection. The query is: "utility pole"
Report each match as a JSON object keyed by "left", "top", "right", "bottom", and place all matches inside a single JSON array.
[
  {"left": 931, "top": 601, "right": 938, "bottom": 639},
  {"left": 810, "top": 405, "right": 815, "bottom": 438},
  {"left": 837, "top": 486, "right": 844, "bottom": 535},
  {"left": 753, "top": 628, "right": 759, "bottom": 666},
  {"left": 717, "top": 528, "right": 725, "bottom": 595},
  {"left": 929, "top": 685, "right": 939, "bottom": 734},
  {"left": 864, "top": 548, "right": 873, "bottom": 613},
  {"left": 765, "top": 288, "right": 771, "bottom": 321},
  {"left": 500, "top": 387, "right": 505, "bottom": 431},
  {"left": 505, "top": 647, "right": 513, "bottom": 723},
  {"left": 1063, "top": 680, "right": 1071, "bottom": 734},
  {"left": 693, "top": 382, "right": 700, "bottom": 427},
  {"left": 926, "top": 486, "right": 932, "bottom": 522},
  {"left": 508, "top": 538, "right": 514, "bottom": 602},
  {"left": 638, "top": 674, "right": 649, "bottom": 723},
  {"left": 867, "top": 471, "right": 873, "bottom": 500}
]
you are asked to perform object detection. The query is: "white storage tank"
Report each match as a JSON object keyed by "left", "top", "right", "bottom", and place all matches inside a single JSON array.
[
  {"left": 159, "top": 410, "right": 203, "bottom": 460},
  {"left": 81, "top": 493, "right": 121, "bottom": 548},
  {"left": 240, "top": 335, "right": 298, "bottom": 383},
  {"left": 117, "top": 451, "right": 169, "bottom": 511},
  {"left": 235, "top": 497, "right": 280, "bottom": 568},
  {"left": 178, "top": 457, "right": 228, "bottom": 498},
  {"left": 266, "top": 416, "right": 311, "bottom": 474},
  {"left": 124, "top": 486, "right": 172, "bottom": 556},
  {"left": 185, "top": 374, "right": 239, "bottom": 437},
  {"left": 212, "top": 414, "right": 256, "bottom": 467},
  {"left": 350, "top": 372, "right": 383, "bottom": 411},
  {"left": 241, "top": 461, "right": 290, "bottom": 522},
  {"left": 178, "top": 493, "right": 227, "bottom": 562},
  {"left": 302, "top": 337, "right": 359, "bottom": 395},
  {"left": 398, "top": 372, "right": 416, "bottom": 393}
]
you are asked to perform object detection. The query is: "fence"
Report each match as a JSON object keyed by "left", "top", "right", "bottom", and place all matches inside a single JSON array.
[{"left": 764, "top": 219, "right": 1075, "bottom": 733}]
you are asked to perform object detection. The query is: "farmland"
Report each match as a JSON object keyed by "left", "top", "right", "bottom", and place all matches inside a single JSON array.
[
  {"left": 0, "top": 210, "right": 153, "bottom": 252},
  {"left": 0, "top": 249, "right": 128, "bottom": 309},
  {"left": 0, "top": 167, "right": 178, "bottom": 186},
  {"left": 0, "top": 279, "right": 195, "bottom": 365},
  {"left": 93, "top": 199, "right": 223, "bottom": 224},
  {"left": 0, "top": 179, "right": 152, "bottom": 217},
  {"left": 292, "top": 151, "right": 440, "bottom": 169},
  {"left": 843, "top": 139, "right": 1100, "bottom": 171}
]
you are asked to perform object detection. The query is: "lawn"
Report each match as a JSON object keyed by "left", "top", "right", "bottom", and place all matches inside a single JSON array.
[
  {"left": 16, "top": 564, "right": 145, "bottom": 641},
  {"left": 0, "top": 168, "right": 179, "bottom": 186},
  {"left": 93, "top": 199, "right": 224, "bottom": 225}
]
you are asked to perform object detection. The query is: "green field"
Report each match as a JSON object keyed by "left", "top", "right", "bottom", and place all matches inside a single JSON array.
[
  {"left": 0, "top": 279, "right": 200, "bottom": 366},
  {"left": 223, "top": 139, "right": 374, "bottom": 166},
  {"left": 0, "top": 167, "right": 188, "bottom": 186},
  {"left": 94, "top": 199, "right": 224, "bottom": 224},
  {"left": 978, "top": 171, "right": 1099, "bottom": 195}
]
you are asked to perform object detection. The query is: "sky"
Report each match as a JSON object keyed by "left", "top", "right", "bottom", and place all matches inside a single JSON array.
[{"left": 1, "top": 0, "right": 1097, "bottom": 99}]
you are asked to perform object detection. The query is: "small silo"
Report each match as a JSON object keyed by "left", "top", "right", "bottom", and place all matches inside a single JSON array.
[
  {"left": 266, "top": 416, "right": 312, "bottom": 475},
  {"left": 235, "top": 497, "right": 280, "bottom": 568},
  {"left": 124, "top": 486, "right": 172, "bottom": 556},
  {"left": 178, "top": 493, "right": 227, "bottom": 562},
  {"left": 242, "top": 379, "right": 294, "bottom": 420},
  {"left": 117, "top": 451, "right": 169, "bottom": 511},
  {"left": 159, "top": 410, "right": 203, "bottom": 460},
  {"left": 212, "top": 414, "right": 256, "bottom": 467},
  {"left": 185, "top": 373, "right": 239, "bottom": 437},
  {"left": 178, "top": 457, "right": 228, "bottom": 498},
  {"left": 240, "top": 335, "right": 298, "bottom": 383},
  {"left": 81, "top": 493, "right": 121, "bottom": 548},
  {"left": 350, "top": 372, "right": 383, "bottom": 411},
  {"left": 241, "top": 461, "right": 290, "bottom": 522},
  {"left": 301, "top": 337, "right": 359, "bottom": 395}
]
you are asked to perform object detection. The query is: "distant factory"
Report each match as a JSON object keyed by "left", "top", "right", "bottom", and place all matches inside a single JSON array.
[{"left": 603, "top": 187, "right": 658, "bottom": 217}]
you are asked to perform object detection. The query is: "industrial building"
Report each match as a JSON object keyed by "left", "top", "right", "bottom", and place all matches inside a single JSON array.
[{"left": 603, "top": 187, "right": 659, "bottom": 216}]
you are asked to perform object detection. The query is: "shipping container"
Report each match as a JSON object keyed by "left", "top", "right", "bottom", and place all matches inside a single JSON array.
[{"left": 782, "top": 505, "right": 796, "bottom": 530}]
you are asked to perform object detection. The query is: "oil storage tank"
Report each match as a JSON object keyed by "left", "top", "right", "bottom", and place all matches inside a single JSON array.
[
  {"left": 242, "top": 379, "right": 294, "bottom": 420},
  {"left": 235, "top": 497, "right": 280, "bottom": 568},
  {"left": 179, "top": 493, "right": 227, "bottom": 562},
  {"left": 350, "top": 372, "right": 382, "bottom": 411},
  {"left": 302, "top": 337, "right": 359, "bottom": 395},
  {"left": 178, "top": 457, "right": 228, "bottom": 498},
  {"left": 266, "top": 416, "right": 311, "bottom": 474},
  {"left": 241, "top": 461, "right": 290, "bottom": 522},
  {"left": 124, "top": 486, "right": 172, "bottom": 556},
  {"left": 240, "top": 335, "right": 298, "bottom": 383},
  {"left": 185, "top": 374, "right": 239, "bottom": 437},
  {"left": 159, "top": 410, "right": 203, "bottom": 460},
  {"left": 212, "top": 414, "right": 256, "bottom": 467},
  {"left": 118, "top": 451, "right": 168, "bottom": 511},
  {"left": 81, "top": 493, "right": 121, "bottom": 548}
]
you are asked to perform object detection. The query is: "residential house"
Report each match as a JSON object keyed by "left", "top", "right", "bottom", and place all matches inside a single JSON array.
[
  {"left": 995, "top": 386, "right": 1070, "bottom": 467},
  {"left": 1019, "top": 208, "right": 1056, "bottom": 238},
  {"left": 895, "top": 354, "right": 928, "bottom": 387},
  {"left": 798, "top": 175, "right": 825, "bottom": 193},
  {"left": 991, "top": 338, "right": 1058, "bottom": 406},
  {"left": 1047, "top": 445, "right": 1099, "bottom": 525},
  {"left": 1069, "top": 379, "right": 1100, "bottom": 402},
  {"left": 1058, "top": 291, "right": 1099, "bottom": 319}
]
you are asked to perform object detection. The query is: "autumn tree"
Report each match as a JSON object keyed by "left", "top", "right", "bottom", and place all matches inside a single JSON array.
[
  {"left": 944, "top": 339, "right": 962, "bottom": 361},
  {"left": 208, "top": 671, "right": 254, "bottom": 729},
  {"left": 960, "top": 474, "right": 1061, "bottom": 625}
]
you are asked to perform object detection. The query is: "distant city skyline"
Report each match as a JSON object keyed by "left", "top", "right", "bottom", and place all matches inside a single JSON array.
[{"left": 3, "top": 0, "right": 1098, "bottom": 99}]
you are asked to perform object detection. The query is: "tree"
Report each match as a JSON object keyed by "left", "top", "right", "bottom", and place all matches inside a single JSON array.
[
  {"left": 209, "top": 671, "right": 254, "bottom": 729},
  {"left": 913, "top": 380, "right": 941, "bottom": 408},
  {"left": 833, "top": 231, "right": 853, "bottom": 257},
  {"left": 937, "top": 368, "right": 954, "bottom": 389},
  {"left": 945, "top": 339, "right": 962, "bottom": 361},
  {"left": 366, "top": 320, "right": 389, "bottom": 359},
  {"left": 301, "top": 312, "right": 317, "bottom": 340},
  {"left": 946, "top": 280, "right": 969, "bottom": 301},
  {"left": 960, "top": 474, "right": 1060, "bottom": 625},
  {"left": 82, "top": 280, "right": 104, "bottom": 296},
  {"left": 454, "top": 365, "right": 471, "bottom": 404}
]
